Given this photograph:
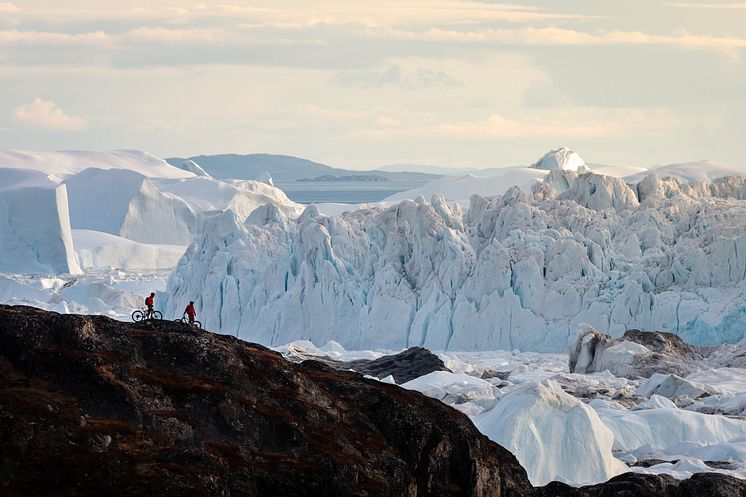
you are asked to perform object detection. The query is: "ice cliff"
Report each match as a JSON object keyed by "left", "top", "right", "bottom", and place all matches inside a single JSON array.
[
  {"left": 64, "top": 168, "right": 198, "bottom": 245},
  {"left": 0, "top": 169, "right": 81, "bottom": 274},
  {"left": 166, "top": 170, "right": 746, "bottom": 351}
]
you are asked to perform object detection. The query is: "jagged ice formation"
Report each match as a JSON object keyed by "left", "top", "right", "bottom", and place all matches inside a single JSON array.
[{"left": 166, "top": 171, "right": 746, "bottom": 351}]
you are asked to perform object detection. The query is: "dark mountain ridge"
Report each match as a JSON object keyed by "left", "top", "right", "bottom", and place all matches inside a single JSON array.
[
  {"left": 1, "top": 305, "right": 743, "bottom": 497},
  {"left": 166, "top": 153, "right": 439, "bottom": 183}
]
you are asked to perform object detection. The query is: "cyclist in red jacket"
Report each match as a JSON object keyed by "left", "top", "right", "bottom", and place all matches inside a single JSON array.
[
  {"left": 184, "top": 301, "right": 196, "bottom": 325},
  {"left": 145, "top": 292, "right": 155, "bottom": 319}
]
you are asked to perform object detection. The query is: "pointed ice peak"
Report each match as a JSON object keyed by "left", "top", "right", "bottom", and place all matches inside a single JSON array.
[
  {"left": 259, "top": 171, "right": 274, "bottom": 186},
  {"left": 181, "top": 160, "right": 212, "bottom": 178},
  {"left": 502, "top": 185, "right": 529, "bottom": 206},
  {"left": 531, "top": 147, "right": 588, "bottom": 173},
  {"left": 245, "top": 203, "right": 287, "bottom": 229},
  {"left": 299, "top": 204, "right": 321, "bottom": 222}
]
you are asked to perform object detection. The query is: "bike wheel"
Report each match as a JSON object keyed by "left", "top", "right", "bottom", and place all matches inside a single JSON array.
[
  {"left": 173, "top": 318, "right": 182, "bottom": 323},
  {"left": 153, "top": 311, "right": 163, "bottom": 320},
  {"left": 194, "top": 321, "right": 202, "bottom": 329},
  {"left": 132, "top": 310, "right": 144, "bottom": 322}
]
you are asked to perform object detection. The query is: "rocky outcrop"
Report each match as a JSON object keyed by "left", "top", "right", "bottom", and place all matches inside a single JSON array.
[
  {"left": 281, "top": 346, "right": 450, "bottom": 384},
  {"left": 0, "top": 305, "right": 529, "bottom": 496},
  {"left": 536, "top": 472, "right": 746, "bottom": 497},
  {"left": 622, "top": 330, "right": 703, "bottom": 363},
  {"left": 1, "top": 305, "right": 744, "bottom": 497},
  {"left": 337, "top": 347, "right": 451, "bottom": 383},
  {"left": 569, "top": 327, "right": 703, "bottom": 379}
]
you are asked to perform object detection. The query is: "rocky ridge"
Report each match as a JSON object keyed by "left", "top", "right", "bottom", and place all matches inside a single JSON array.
[{"left": 1, "top": 305, "right": 744, "bottom": 496}]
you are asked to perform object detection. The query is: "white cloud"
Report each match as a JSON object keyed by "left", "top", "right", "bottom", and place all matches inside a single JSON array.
[
  {"left": 667, "top": 2, "right": 746, "bottom": 9},
  {"left": 123, "top": 26, "right": 232, "bottom": 44},
  {"left": 0, "top": 2, "right": 18, "bottom": 13},
  {"left": 375, "top": 116, "right": 402, "bottom": 127},
  {"left": 368, "top": 26, "right": 746, "bottom": 54},
  {"left": 344, "top": 107, "right": 689, "bottom": 142},
  {"left": 0, "top": 29, "right": 108, "bottom": 45},
  {"left": 6, "top": 2, "right": 595, "bottom": 26},
  {"left": 14, "top": 98, "right": 88, "bottom": 130}
]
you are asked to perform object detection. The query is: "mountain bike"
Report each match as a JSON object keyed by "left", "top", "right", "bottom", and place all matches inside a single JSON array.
[
  {"left": 132, "top": 307, "right": 163, "bottom": 322},
  {"left": 174, "top": 315, "right": 202, "bottom": 329}
]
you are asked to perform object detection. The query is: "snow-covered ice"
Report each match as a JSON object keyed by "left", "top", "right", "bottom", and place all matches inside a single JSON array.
[
  {"left": 72, "top": 230, "right": 186, "bottom": 270},
  {"left": 475, "top": 379, "right": 629, "bottom": 485},
  {"left": 64, "top": 168, "right": 198, "bottom": 245},
  {"left": 0, "top": 169, "right": 81, "bottom": 275},
  {"left": 169, "top": 166, "right": 746, "bottom": 351},
  {"left": 277, "top": 340, "right": 746, "bottom": 485},
  {"left": 401, "top": 371, "right": 501, "bottom": 416},
  {"left": 0, "top": 149, "right": 302, "bottom": 274},
  {"left": 530, "top": 147, "right": 589, "bottom": 172},
  {"left": 2, "top": 147, "right": 746, "bottom": 488},
  {"left": 383, "top": 169, "right": 547, "bottom": 203},
  {"left": 0, "top": 149, "right": 194, "bottom": 181}
]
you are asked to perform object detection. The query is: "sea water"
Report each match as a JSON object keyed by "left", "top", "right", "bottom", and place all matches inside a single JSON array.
[{"left": 275, "top": 180, "right": 425, "bottom": 204}]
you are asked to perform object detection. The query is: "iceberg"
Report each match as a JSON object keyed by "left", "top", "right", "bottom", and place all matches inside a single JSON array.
[
  {"left": 0, "top": 169, "right": 81, "bottom": 275},
  {"left": 474, "top": 379, "right": 628, "bottom": 486},
  {"left": 166, "top": 168, "right": 746, "bottom": 351}
]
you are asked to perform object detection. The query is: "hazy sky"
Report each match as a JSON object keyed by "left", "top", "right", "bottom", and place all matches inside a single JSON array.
[{"left": 1, "top": 1, "right": 745, "bottom": 169}]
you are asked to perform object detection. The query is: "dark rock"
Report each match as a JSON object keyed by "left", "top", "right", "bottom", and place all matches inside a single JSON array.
[
  {"left": 569, "top": 328, "right": 703, "bottom": 378},
  {"left": 0, "top": 305, "right": 527, "bottom": 496},
  {"left": 535, "top": 472, "right": 746, "bottom": 497},
  {"left": 677, "top": 472, "right": 746, "bottom": 497},
  {"left": 622, "top": 330, "right": 702, "bottom": 362},
  {"left": 481, "top": 370, "right": 511, "bottom": 381},
  {"left": 631, "top": 459, "right": 679, "bottom": 468},
  {"left": 337, "top": 347, "right": 451, "bottom": 384},
  {"left": 2, "top": 305, "right": 744, "bottom": 497}
]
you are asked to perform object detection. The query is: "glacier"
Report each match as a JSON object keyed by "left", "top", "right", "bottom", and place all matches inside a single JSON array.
[{"left": 166, "top": 169, "right": 746, "bottom": 351}]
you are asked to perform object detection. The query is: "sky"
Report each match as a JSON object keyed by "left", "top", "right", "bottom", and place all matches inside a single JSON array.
[{"left": 1, "top": 1, "right": 745, "bottom": 170}]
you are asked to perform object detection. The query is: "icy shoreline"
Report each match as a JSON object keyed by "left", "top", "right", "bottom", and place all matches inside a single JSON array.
[{"left": 278, "top": 339, "right": 746, "bottom": 486}]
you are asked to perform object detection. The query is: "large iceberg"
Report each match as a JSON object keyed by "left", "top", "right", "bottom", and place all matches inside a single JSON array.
[
  {"left": 0, "top": 169, "right": 81, "bottom": 275},
  {"left": 530, "top": 147, "right": 588, "bottom": 172},
  {"left": 166, "top": 169, "right": 746, "bottom": 351},
  {"left": 0, "top": 150, "right": 302, "bottom": 274},
  {"left": 474, "top": 379, "right": 629, "bottom": 485},
  {"left": 64, "top": 168, "right": 198, "bottom": 245},
  {"left": 0, "top": 149, "right": 194, "bottom": 181}
]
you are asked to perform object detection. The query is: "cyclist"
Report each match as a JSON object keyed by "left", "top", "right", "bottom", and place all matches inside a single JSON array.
[
  {"left": 184, "top": 301, "right": 196, "bottom": 325},
  {"left": 145, "top": 292, "right": 156, "bottom": 319}
]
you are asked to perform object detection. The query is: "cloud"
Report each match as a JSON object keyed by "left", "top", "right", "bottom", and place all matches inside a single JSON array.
[
  {"left": 335, "top": 64, "right": 459, "bottom": 88},
  {"left": 374, "top": 116, "right": 402, "bottom": 127},
  {"left": 0, "top": 29, "right": 108, "bottom": 45},
  {"left": 0, "top": 2, "right": 18, "bottom": 13},
  {"left": 344, "top": 107, "right": 685, "bottom": 142},
  {"left": 5, "top": 2, "right": 595, "bottom": 26},
  {"left": 14, "top": 98, "right": 88, "bottom": 130},
  {"left": 335, "top": 65, "right": 403, "bottom": 87},
  {"left": 122, "top": 27, "right": 235, "bottom": 44},
  {"left": 667, "top": 2, "right": 746, "bottom": 9},
  {"left": 375, "top": 26, "right": 746, "bottom": 51},
  {"left": 522, "top": 79, "right": 571, "bottom": 108}
]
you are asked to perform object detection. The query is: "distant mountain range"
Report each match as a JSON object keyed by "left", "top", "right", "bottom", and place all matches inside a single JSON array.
[{"left": 166, "top": 154, "right": 439, "bottom": 183}]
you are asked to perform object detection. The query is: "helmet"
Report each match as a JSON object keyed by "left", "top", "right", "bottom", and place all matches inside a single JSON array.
[
  {"left": 150, "top": 292, "right": 155, "bottom": 296},
  {"left": 189, "top": 301, "right": 194, "bottom": 305}
]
